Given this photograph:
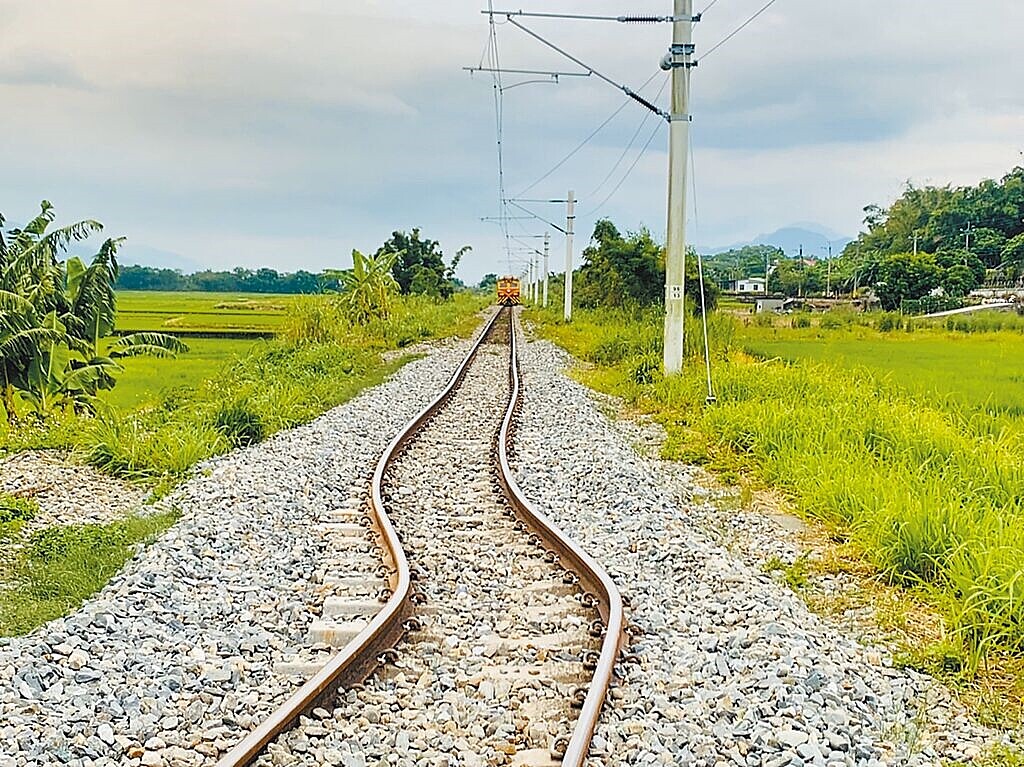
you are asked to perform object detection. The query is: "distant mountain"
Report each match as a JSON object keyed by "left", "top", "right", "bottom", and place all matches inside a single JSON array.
[
  {"left": 65, "top": 241, "right": 203, "bottom": 272},
  {"left": 698, "top": 225, "right": 853, "bottom": 257},
  {"left": 4, "top": 217, "right": 202, "bottom": 272},
  {"left": 116, "top": 243, "right": 203, "bottom": 272}
]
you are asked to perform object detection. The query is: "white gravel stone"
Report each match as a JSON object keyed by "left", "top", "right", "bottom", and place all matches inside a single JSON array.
[
  {"left": 255, "top": 325, "right": 599, "bottom": 767},
  {"left": 509, "top": 333, "right": 1013, "bottom": 766}
]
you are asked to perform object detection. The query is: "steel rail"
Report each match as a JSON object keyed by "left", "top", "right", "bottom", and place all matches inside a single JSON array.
[
  {"left": 494, "top": 309, "right": 627, "bottom": 765},
  {"left": 217, "top": 307, "right": 505, "bottom": 767}
]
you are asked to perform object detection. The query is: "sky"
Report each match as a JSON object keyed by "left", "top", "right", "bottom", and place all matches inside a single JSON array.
[{"left": 2, "top": 0, "right": 1022, "bottom": 283}]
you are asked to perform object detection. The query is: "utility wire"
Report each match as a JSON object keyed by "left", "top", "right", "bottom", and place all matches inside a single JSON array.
[
  {"left": 506, "top": 200, "right": 567, "bottom": 234},
  {"left": 580, "top": 117, "right": 663, "bottom": 218},
  {"left": 583, "top": 74, "right": 669, "bottom": 202},
  {"left": 700, "top": 0, "right": 780, "bottom": 61},
  {"left": 700, "top": 0, "right": 724, "bottom": 13},
  {"left": 483, "top": 2, "right": 514, "bottom": 269},
  {"left": 514, "top": 70, "right": 662, "bottom": 198}
]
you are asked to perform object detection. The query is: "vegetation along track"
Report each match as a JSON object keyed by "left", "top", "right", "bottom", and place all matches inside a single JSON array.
[{"left": 219, "top": 307, "right": 626, "bottom": 766}]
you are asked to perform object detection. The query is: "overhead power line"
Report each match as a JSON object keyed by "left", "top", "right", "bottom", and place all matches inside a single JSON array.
[
  {"left": 504, "top": 16, "right": 670, "bottom": 120},
  {"left": 486, "top": 10, "right": 689, "bottom": 23},
  {"left": 700, "top": 0, "right": 780, "bottom": 61},
  {"left": 583, "top": 74, "right": 669, "bottom": 203},
  {"left": 514, "top": 70, "right": 662, "bottom": 197},
  {"left": 581, "top": 117, "right": 663, "bottom": 218}
]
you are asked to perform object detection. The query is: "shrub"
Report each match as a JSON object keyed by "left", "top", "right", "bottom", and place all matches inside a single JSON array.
[
  {"left": 213, "top": 403, "right": 266, "bottom": 447},
  {"left": 878, "top": 313, "right": 903, "bottom": 332},
  {"left": 791, "top": 315, "right": 811, "bottom": 329}
]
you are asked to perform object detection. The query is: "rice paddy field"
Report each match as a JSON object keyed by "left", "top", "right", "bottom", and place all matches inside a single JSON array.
[
  {"left": 105, "top": 291, "right": 291, "bottom": 411},
  {"left": 529, "top": 304, "right": 1024, "bottom": 678}
]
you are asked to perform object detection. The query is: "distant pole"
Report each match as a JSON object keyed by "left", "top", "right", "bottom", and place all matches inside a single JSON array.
[
  {"left": 542, "top": 232, "right": 550, "bottom": 307},
  {"left": 765, "top": 251, "right": 770, "bottom": 295},
  {"left": 912, "top": 231, "right": 919, "bottom": 257},
  {"left": 963, "top": 221, "right": 973, "bottom": 265},
  {"left": 663, "top": 0, "right": 693, "bottom": 374},
  {"left": 536, "top": 257, "right": 544, "bottom": 305},
  {"left": 826, "top": 243, "right": 832, "bottom": 297},
  {"left": 564, "top": 190, "right": 575, "bottom": 321},
  {"left": 798, "top": 244, "right": 804, "bottom": 298}
]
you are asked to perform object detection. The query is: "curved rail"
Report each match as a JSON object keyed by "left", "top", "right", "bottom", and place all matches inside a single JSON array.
[
  {"left": 218, "top": 308, "right": 505, "bottom": 767},
  {"left": 495, "top": 309, "right": 627, "bottom": 766}
]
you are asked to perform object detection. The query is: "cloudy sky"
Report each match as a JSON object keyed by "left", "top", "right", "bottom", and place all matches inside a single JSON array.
[{"left": 2, "top": 1, "right": 1022, "bottom": 282}]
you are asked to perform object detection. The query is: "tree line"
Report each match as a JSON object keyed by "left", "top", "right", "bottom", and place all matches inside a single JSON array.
[
  {"left": 477, "top": 219, "right": 718, "bottom": 312},
  {"left": 691, "top": 166, "right": 1024, "bottom": 309},
  {"left": 116, "top": 227, "right": 468, "bottom": 300}
]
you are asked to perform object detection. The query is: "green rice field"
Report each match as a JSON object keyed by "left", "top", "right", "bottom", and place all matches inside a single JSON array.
[
  {"left": 115, "top": 290, "right": 295, "bottom": 334},
  {"left": 740, "top": 324, "right": 1024, "bottom": 418},
  {"left": 102, "top": 291, "right": 294, "bottom": 410}
]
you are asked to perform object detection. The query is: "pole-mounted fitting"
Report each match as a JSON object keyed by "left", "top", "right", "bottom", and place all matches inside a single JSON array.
[
  {"left": 622, "top": 86, "right": 671, "bottom": 121},
  {"left": 660, "top": 43, "right": 698, "bottom": 71}
]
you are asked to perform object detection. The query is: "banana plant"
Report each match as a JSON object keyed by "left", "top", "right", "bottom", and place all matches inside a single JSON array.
[
  {"left": 338, "top": 249, "right": 401, "bottom": 324},
  {"left": 1, "top": 202, "right": 188, "bottom": 421}
]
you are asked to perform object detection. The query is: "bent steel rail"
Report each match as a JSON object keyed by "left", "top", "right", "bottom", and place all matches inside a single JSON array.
[
  {"left": 217, "top": 308, "right": 504, "bottom": 767},
  {"left": 494, "top": 309, "right": 627, "bottom": 766}
]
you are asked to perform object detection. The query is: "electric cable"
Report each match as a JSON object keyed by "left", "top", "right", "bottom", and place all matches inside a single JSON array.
[
  {"left": 583, "top": 74, "right": 669, "bottom": 202},
  {"left": 514, "top": 70, "right": 662, "bottom": 198},
  {"left": 579, "top": 117, "right": 663, "bottom": 218},
  {"left": 700, "top": 0, "right": 780, "bottom": 61},
  {"left": 688, "top": 129, "right": 716, "bottom": 403}
]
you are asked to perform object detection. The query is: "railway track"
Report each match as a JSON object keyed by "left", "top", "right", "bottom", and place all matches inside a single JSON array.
[{"left": 217, "top": 307, "right": 625, "bottom": 766}]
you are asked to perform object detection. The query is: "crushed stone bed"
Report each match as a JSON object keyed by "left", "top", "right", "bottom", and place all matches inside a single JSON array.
[
  {"left": 0, "top": 450, "right": 150, "bottom": 533},
  {"left": 0, "top": 337, "right": 475, "bottom": 767},
  {"left": 258, "top": 337, "right": 599, "bottom": 767},
  {"left": 510, "top": 338, "right": 1005, "bottom": 767}
]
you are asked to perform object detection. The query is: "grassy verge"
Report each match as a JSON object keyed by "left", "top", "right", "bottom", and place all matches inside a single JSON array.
[
  {"left": 0, "top": 292, "right": 488, "bottom": 635},
  {"left": 0, "top": 512, "right": 177, "bottom": 635},
  {"left": 527, "top": 304, "right": 1024, "bottom": 700}
]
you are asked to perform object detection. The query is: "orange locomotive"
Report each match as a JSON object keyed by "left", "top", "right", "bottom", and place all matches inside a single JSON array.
[{"left": 496, "top": 275, "right": 521, "bottom": 306}]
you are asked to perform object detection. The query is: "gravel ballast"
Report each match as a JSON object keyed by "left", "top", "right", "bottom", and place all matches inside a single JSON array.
[
  {"left": 259, "top": 331, "right": 599, "bottom": 767},
  {"left": 0, "top": 336, "right": 478, "bottom": 767},
  {"left": 510, "top": 334, "right": 1004, "bottom": 767}
]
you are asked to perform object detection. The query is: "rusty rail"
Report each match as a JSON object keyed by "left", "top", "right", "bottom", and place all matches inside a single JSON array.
[
  {"left": 217, "top": 308, "right": 504, "bottom": 767},
  {"left": 218, "top": 306, "right": 624, "bottom": 766},
  {"left": 494, "top": 308, "right": 627, "bottom": 766}
]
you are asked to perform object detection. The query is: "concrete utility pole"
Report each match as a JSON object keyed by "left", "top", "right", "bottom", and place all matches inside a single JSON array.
[
  {"left": 564, "top": 190, "right": 575, "bottom": 322},
  {"left": 663, "top": 0, "right": 694, "bottom": 374},
  {"left": 527, "top": 258, "right": 534, "bottom": 303},
  {"left": 912, "top": 231, "right": 919, "bottom": 257},
  {"left": 542, "top": 232, "right": 550, "bottom": 307},
  {"left": 536, "top": 257, "right": 544, "bottom": 305},
  {"left": 825, "top": 243, "right": 832, "bottom": 298}
]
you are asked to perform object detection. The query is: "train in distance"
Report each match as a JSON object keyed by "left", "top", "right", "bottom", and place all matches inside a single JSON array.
[{"left": 496, "top": 275, "right": 521, "bottom": 306}]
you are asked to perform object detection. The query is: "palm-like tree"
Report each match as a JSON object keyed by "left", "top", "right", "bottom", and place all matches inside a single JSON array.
[
  {"left": 1, "top": 202, "right": 186, "bottom": 421},
  {"left": 332, "top": 249, "right": 401, "bottom": 325}
]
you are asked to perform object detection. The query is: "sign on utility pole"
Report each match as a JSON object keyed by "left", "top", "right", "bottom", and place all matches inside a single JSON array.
[
  {"left": 542, "top": 232, "right": 550, "bottom": 307},
  {"left": 662, "top": 0, "right": 693, "bottom": 374},
  {"left": 564, "top": 190, "right": 575, "bottom": 322}
]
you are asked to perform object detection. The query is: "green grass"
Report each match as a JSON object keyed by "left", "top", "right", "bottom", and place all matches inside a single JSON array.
[
  {"left": 99, "top": 337, "right": 263, "bottom": 411},
  {"left": 0, "top": 512, "right": 178, "bottom": 635},
  {"left": 81, "top": 292, "right": 488, "bottom": 482},
  {"left": 740, "top": 323, "right": 1024, "bottom": 418},
  {"left": 528, "top": 304, "right": 1024, "bottom": 669},
  {"left": 0, "top": 494, "right": 39, "bottom": 539},
  {"left": 115, "top": 290, "right": 294, "bottom": 333}
]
